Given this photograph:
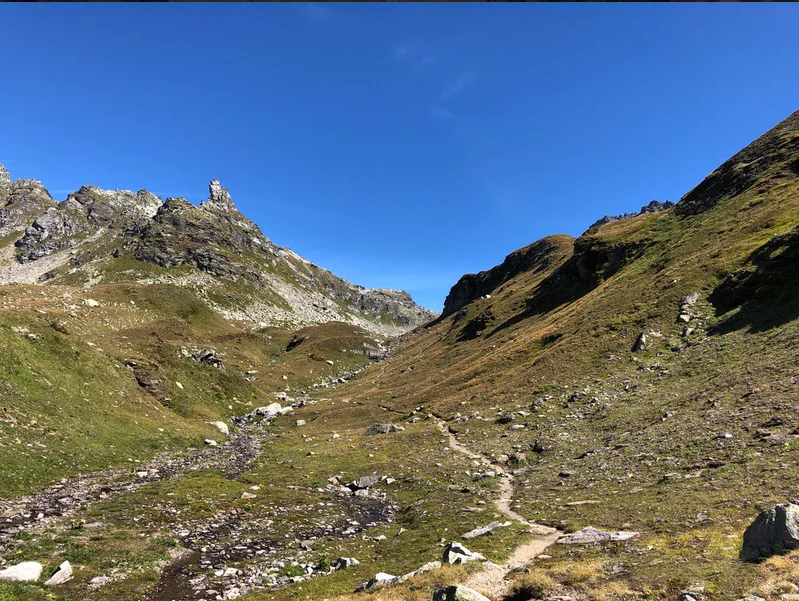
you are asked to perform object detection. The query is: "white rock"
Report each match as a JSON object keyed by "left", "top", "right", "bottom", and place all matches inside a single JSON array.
[
  {"left": 363, "top": 572, "right": 397, "bottom": 589},
  {"left": 0, "top": 561, "right": 43, "bottom": 582},
  {"left": 175, "top": 381, "right": 184, "bottom": 390},
  {"left": 204, "top": 439, "right": 218, "bottom": 447},
  {"left": 296, "top": 419, "right": 306, "bottom": 426},
  {"left": 89, "top": 576, "right": 112, "bottom": 587},
  {"left": 44, "top": 561, "right": 73, "bottom": 586},
  {"left": 326, "top": 360, "right": 334, "bottom": 366},
  {"left": 442, "top": 542, "right": 485, "bottom": 564},
  {"left": 210, "top": 421, "right": 229, "bottom": 435},
  {"left": 82, "top": 298, "right": 101, "bottom": 308},
  {"left": 242, "top": 492, "right": 257, "bottom": 499}
]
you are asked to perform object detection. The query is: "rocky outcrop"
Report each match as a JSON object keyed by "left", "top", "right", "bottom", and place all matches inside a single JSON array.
[
  {"left": 16, "top": 207, "right": 85, "bottom": 261},
  {"left": 0, "top": 166, "right": 57, "bottom": 238},
  {"left": 740, "top": 504, "right": 799, "bottom": 562},
  {"left": 676, "top": 108, "right": 799, "bottom": 216},
  {"left": 0, "top": 163, "right": 10, "bottom": 188},
  {"left": 443, "top": 235, "right": 573, "bottom": 316},
  {"left": 62, "top": 186, "right": 161, "bottom": 224},
  {"left": 587, "top": 200, "right": 674, "bottom": 231}
]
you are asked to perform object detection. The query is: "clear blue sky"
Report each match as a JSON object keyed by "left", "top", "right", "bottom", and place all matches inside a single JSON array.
[{"left": 2, "top": 3, "right": 798, "bottom": 310}]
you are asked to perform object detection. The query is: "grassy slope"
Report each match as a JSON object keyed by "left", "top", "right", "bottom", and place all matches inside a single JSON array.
[
  {"left": 312, "top": 168, "right": 799, "bottom": 599},
  {"left": 0, "top": 281, "right": 380, "bottom": 498}
]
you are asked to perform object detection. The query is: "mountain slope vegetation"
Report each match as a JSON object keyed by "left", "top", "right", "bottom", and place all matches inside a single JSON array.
[{"left": 2, "top": 108, "right": 799, "bottom": 601}]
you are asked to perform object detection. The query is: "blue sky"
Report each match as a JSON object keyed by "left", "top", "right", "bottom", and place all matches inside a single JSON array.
[{"left": 2, "top": 3, "right": 798, "bottom": 310}]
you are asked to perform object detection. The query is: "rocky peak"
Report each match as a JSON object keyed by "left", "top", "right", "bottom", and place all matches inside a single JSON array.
[
  {"left": 0, "top": 163, "right": 10, "bottom": 188},
  {"left": 202, "top": 179, "right": 237, "bottom": 213},
  {"left": 587, "top": 200, "right": 674, "bottom": 232}
]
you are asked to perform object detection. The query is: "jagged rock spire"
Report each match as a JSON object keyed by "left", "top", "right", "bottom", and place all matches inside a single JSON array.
[
  {"left": 0, "top": 163, "right": 11, "bottom": 188},
  {"left": 205, "top": 179, "right": 236, "bottom": 212}
]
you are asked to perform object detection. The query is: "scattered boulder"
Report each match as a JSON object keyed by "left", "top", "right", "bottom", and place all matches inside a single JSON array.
[
  {"left": 204, "top": 439, "right": 218, "bottom": 447},
  {"left": 0, "top": 561, "right": 43, "bottom": 582},
  {"left": 558, "top": 527, "right": 638, "bottom": 544},
  {"left": 44, "top": 561, "right": 73, "bottom": 586},
  {"left": 632, "top": 333, "right": 647, "bottom": 352},
  {"left": 253, "top": 403, "right": 283, "bottom": 420},
  {"left": 333, "top": 557, "right": 360, "bottom": 570},
  {"left": 442, "top": 542, "right": 485, "bottom": 564},
  {"left": 740, "top": 503, "right": 799, "bottom": 562},
  {"left": 397, "top": 561, "right": 442, "bottom": 583},
  {"left": 349, "top": 474, "right": 382, "bottom": 490},
  {"left": 496, "top": 413, "right": 515, "bottom": 424},
  {"left": 463, "top": 521, "right": 512, "bottom": 539},
  {"left": 89, "top": 576, "right": 112, "bottom": 588},
  {"left": 209, "top": 421, "right": 229, "bottom": 435},
  {"left": 362, "top": 572, "right": 397, "bottom": 590},
  {"left": 83, "top": 298, "right": 101, "bottom": 308},
  {"left": 434, "top": 585, "right": 492, "bottom": 601},
  {"left": 365, "top": 423, "right": 404, "bottom": 436}
]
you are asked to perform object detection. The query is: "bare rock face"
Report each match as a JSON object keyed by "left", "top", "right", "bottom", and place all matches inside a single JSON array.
[
  {"left": 0, "top": 166, "right": 58, "bottom": 238},
  {"left": 204, "top": 179, "right": 236, "bottom": 212},
  {"left": 16, "top": 207, "right": 83, "bottom": 261},
  {"left": 740, "top": 503, "right": 799, "bottom": 562}
]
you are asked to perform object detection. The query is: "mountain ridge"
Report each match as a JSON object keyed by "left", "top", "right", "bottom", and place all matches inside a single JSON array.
[{"left": 0, "top": 168, "right": 436, "bottom": 336}]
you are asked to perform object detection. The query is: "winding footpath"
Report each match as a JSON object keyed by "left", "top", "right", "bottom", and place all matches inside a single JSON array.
[{"left": 436, "top": 419, "right": 562, "bottom": 599}]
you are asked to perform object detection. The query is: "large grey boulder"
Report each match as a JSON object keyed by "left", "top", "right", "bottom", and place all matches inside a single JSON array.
[
  {"left": 0, "top": 561, "right": 43, "bottom": 582},
  {"left": 740, "top": 503, "right": 799, "bottom": 562},
  {"left": 434, "top": 585, "right": 492, "bottom": 601}
]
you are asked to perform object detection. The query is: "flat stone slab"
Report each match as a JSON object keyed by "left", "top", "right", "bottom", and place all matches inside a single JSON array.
[{"left": 558, "top": 526, "right": 638, "bottom": 544}]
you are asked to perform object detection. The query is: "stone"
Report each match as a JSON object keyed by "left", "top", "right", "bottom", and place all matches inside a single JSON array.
[
  {"left": 253, "top": 403, "right": 283, "bottom": 420},
  {"left": 334, "top": 557, "right": 360, "bottom": 570},
  {"left": 740, "top": 504, "right": 799, "bottom": 562},
  {"left": 241, "top": 492, "right": 257, "bottom": 499},
  {"left": 365, "top": 423, "right": 404, "bottom": 436},
  {"left": 296, "top": 419, "right": 306, "bottom": 426},
  {"left": 83, "top": 298, "right": 101, "bottom": 308},
  {"left": 496, "top": 413, "right": 515, "bottom": 424},
  {"left": 463, "top": 521, "right": 512, "bottom": 539},
  {"left": 632, "top": 333, "right": 647, "bottom": 352},
  {"left": 44, "top": 561, "right": 73, "bottom": 586},
  {"left": 397, "top": 561, "right": 442, "bottom": 583},
  {"left": 204, "top": 439, "right": 218, "bottom": 447},
  {"left": 349, "top": 474, "right": 382, "bottom": 490},
  {"left": 363, "top": 572, "right": 397, "bottom": 590},
  {"left": 89, "top": 576, "right": 112, "bottom": 587},
  {"left": 0, "top": 561, "right": 43, "bottom": 582},
  {"left": 442, "top": 542, "right": 485, "bottom": 564},
  {"left": 557, "top": 527, "right": 638, "bottom": 544},
  {"left": 678, "top": 314, "right": 691, "bottom": 323},
  {"left": 210, "top": 421, "right": 229, "bottom": 435},
  {"left": 434, "top": 585, "right": 492, "bottom": 601}
]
